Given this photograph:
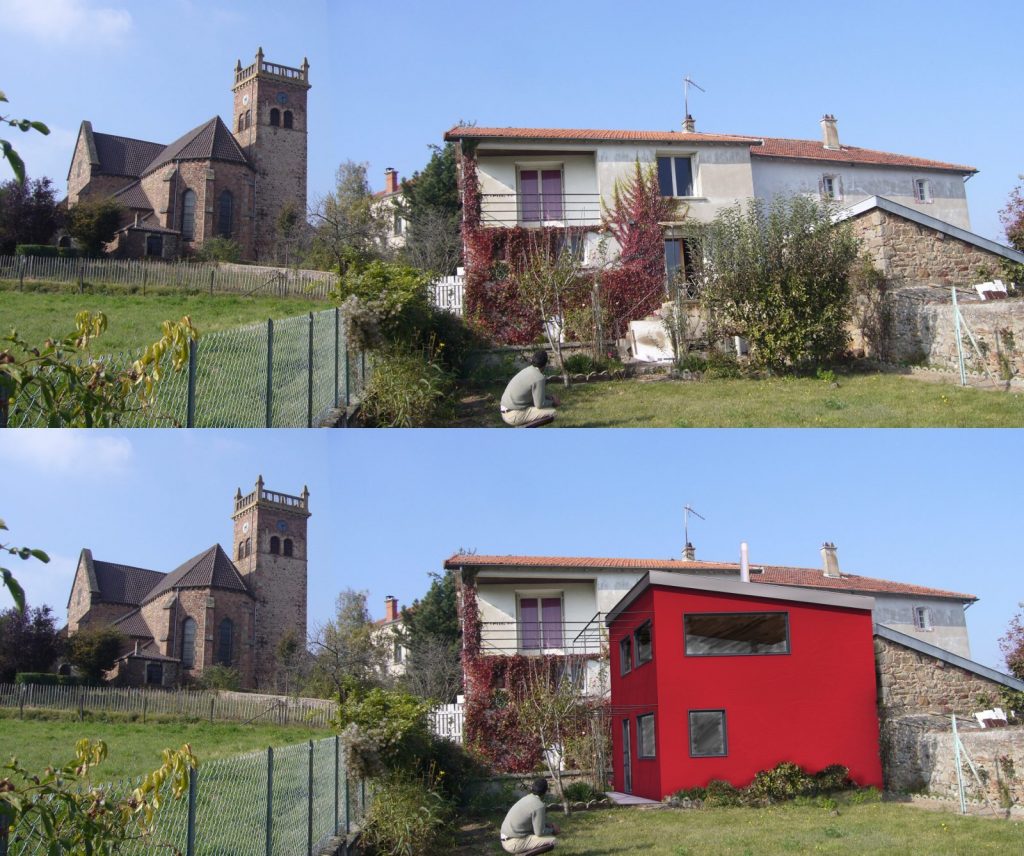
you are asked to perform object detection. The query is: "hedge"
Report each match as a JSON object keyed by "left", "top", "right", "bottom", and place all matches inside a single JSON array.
[{"left": 14, "top": 672, "right": 83, "bottom": 686}]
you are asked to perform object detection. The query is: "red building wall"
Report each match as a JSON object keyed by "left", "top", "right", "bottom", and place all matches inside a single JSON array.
[{"left": 610, "top": 585, "right": 882, "bottom": 800}]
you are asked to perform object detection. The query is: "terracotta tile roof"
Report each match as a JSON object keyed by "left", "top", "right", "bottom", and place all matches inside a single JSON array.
[
  {"left": 92, "top": 131, "right": 166, "bottom": 178},
  {"left": 144, "top": 117, "right": 250, "bottom": 175},
  {"left": 112, "top": 609, "right": 154, "bottom": 639},
  {"left": 91, "top": 560, "right": 165, "bottom": 606},
  {"left": 444, "top": 554, "right": 977, "bottom": 602},
  {"left": 143, "top": 544, "right": 249, "bottom": 602},
  {"left": 444, "top": 125, "right": 761, "bottom": 145},
  {"left": 752, "top": 137, "right": 976, "bottom": 173}
]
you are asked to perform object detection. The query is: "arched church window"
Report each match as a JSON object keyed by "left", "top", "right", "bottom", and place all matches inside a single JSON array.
[
  {"left": 283, "top": 110, "right": 293, "bottom": 129},
  {"left": 181, "top": 618, "right": 197, "bottom": 669},
  {"left": 217, "top": 618, "right": 234, "bottom": 666},
  {"left": 181, "top": 189, "right": 196, "bottom": 241},
  {"left": 245, "top": 537, "right": 251, "bottom": 557},
  {"left": 218, "top": 191, "right": 233, "bottom": 238},
  {"left": 238, "top": 541, "right": 245, "bottom": 560},
  {"left": 270, "top": 535, "right": 280, "bottom": 555},
  {"left": 245, "top": 109, "right": 252, "bottom": 129},
  {"left": 270, "top": 108, "right": 280, "bottom": 127},
  {"left": 238, "top": 113, "right": 245, "bottom": 132},
  {"left": 283, "top": 538, "right": 293, "bottom": 557}
]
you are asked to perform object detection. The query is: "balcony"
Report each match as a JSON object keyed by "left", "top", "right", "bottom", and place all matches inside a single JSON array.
[
  {"left": 477, "top": 614, "right": 607, "bottom": 657},
  {"left": 479, "top": 193, "right": 602, "bottom": 228}
]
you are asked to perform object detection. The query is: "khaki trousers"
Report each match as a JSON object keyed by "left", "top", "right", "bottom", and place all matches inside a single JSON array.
[
  {"left": 501, "top": 833, "right": 557, "bottom": 853},
  {"left": 501, "top": 406, "right": 557, "bottom": 427}
]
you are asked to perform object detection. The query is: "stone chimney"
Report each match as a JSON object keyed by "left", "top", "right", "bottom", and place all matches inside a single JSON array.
[
  {"left": 821, "top": 542, "right": 841, "bottom": 578},
  {"left": 820, "top": 114, "right": 840, "bottom": 150},
  {"left": 384, "top": 595, "right": 399, "bottom": 622},
  {"left": 384, "top": 167, "right": 399, "bottom": 194},
  {"left": 683, "top": 542, "right": 696, "bottom": 561},
  {"left": 682, "top": 114, "right": 696, "bottom": 133}
]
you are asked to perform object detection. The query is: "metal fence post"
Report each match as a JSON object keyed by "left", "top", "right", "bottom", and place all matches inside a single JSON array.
[
  {"left": 186, "top": 766, "right": 197, "bottom": 856},
  {"left": 306, "top": 313, "right": 314, "bottom": 428},
  {"left": 333, "top": 308, "right": 340, "bottom": 409},
  {"left": 307, "top": 740, "right": 314, "bottom": 856},
  {"left": 266, "top": 319, "right": 274, "bottom": 428},
  {"left": 186, "top": 338, "right": 197, "bottom": 428},
  {"left": 266, "top": 746, "right": 274, "bottom": 856},
  {"left": 344, "top": 772, "right": 350, "bottom": 835},
  {"left": 344, "top": 347, "right": 351, "bottom": 408},
  {"left": 334, "top": 734, "right": 339, "bottom": 835},
  {"left": 360, "top": 351, "right": 366, "bottom": 397}
]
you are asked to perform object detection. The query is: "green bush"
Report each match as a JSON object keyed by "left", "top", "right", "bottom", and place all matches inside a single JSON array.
[
  {"left": 360, "top": 772, "right": 456, "bottom": 856},
  {"left": 195, "top": 665, "right": 240, "bottom": 690},
  {"left": 360, "top": 346, "right": 456, "bottom": 428},
  {"left": 14, "top": 244, "right": 57, "bottom": 257},
  {"left": 814, "top": 764, "right": 853, "bottom": 793},
  {"left": 14, "top": 672, "right": 81, "bottom": 686},
  {"left": 748, "top": 761, "right": 817, "bottom": 802},
  {"left": 702, "top": 779, "right": 742, "bottom": 807},
  {"left": 704, "top": 350, "right": 742, "bottom": 379},
  {"left": 677, "top": 354, "right": 708, "bottom": 373},
  {"left": 562, "top": 780, "right": 603, "bottom": 802},
  {"left": 194, "top": 237, "right": 242, "bottom": 263}
]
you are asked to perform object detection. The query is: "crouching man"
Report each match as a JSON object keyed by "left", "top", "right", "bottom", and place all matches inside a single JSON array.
[
  {"left": 500, "top": 350, "right": 559, "bottom": 427},
  {"left": 499, "top": 778, "right": 560, "bottom": 854}
]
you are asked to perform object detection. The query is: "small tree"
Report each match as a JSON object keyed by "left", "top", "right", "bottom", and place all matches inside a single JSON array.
[
  {"left": 308, "top": 589, "right": 390, "bottom": 699},
  {"left": 0, "top": 604, "right": 62, "bottom": 682},
  {"left": 309, "top": 160, "right": 389, "bottom": 274},
  {"left": 194, "top": 236, "right": 241, "bottom": 262},
  {"left": 0, "top": 739, "right": 197, "bottom": 854},
  {"left": 400, "top": 142, "right": 462, "bottom": 276},
  {"left": 0, "top": 176, "right": 62, "bottom": 253},
  {"left": 67, "top": 627, "right": 124, "bottom": 683},
  {"left": 66, "top": 198, "right": 123, "bottom": 256},
  {"left": 1, "top": 311, "right": 198, "bottom": 427},
  {"left": 400, "top": 571, "right": 462, "bottom": 703},
  {"left": 275, "top": 627, "right": 308, "bottom": 695},
  {"left": 1000, "top": 176, "right": 1024, "bottom": 253},
  {"left": 999, "top": 609, "right": 1024, "bottom": 680},
  {"left": 688, "top": 196, "right": 860, "bottom": 371}
]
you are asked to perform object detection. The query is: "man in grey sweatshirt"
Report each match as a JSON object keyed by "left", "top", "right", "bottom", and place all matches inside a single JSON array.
[
  {"left": 499, "top": 778, "right": 559, "bottom": 853},
  {"left": 500, "top": 351, "right": 559, "bottom": 427}
]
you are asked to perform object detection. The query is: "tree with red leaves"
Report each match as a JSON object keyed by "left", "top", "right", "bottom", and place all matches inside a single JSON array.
[
  {"left": 999, "top": 608, "right": 1024, "bottom": 680},
  {"left": 1000, "top": 177, "right": 1024, "bottom": 253},
  {"left": 599, "top": 162, "right": 682, "bottom": 337}
]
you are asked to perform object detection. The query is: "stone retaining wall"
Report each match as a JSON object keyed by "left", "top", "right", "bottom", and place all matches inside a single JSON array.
[{"left": 882, "top": 716, "right": 1024, "bottom": 806}]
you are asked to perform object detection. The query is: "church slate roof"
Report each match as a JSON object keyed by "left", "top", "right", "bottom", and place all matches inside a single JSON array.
[
  {"left": 92, "top": 131, "right": 166, "bottom": 178},
  {"left": 143, "top": 117, "right": 250, "bottom": 175},
  {"left": 142, "top": 544, "right": 250, "bottom": 602},
  {"left": 91, "top": 560, "right": 165, "bottom": 606},
  {"left": 111, "top": 609, "right": 154, "bottom": 638},
  {"left": 112, "top": 181, "right": 153, "bottom": 211}
]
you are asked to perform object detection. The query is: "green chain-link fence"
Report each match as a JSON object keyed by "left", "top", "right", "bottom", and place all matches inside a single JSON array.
[
  {"left": 2, "top": 736, "right": 370, "bottom": 856},
  {"left": 4, "top": 308, "right": 370, "bottom": 428}
]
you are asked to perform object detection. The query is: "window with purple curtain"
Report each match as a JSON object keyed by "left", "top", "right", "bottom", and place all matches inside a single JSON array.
[
  {"left": 519, "top": 169, "right": 563, "bottom": 222},
  {"left": 519, "top": 596, "right": 563, "bottom": 649}
]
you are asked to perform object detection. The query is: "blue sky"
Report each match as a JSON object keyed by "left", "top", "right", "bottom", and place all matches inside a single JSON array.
[
  {"left": 2, "top": 0, "right": 1022, "bottom": 242},
  {"left": 1, "top": 429, "right": 1021, "bottom": 674}
]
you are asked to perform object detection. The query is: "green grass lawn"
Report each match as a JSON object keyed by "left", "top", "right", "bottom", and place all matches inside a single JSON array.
[
  {"left": 458, "top": 371, "right": 1024, "bottom": 427},
  {"left": 0, "top": 712, "right": 325, "bottom": 782},
  {"left": 461, "top": 798, "right": 1024, "bottom": 855},
  {"left": 0, "top": 283, "right": 327, "bottom": 355}
]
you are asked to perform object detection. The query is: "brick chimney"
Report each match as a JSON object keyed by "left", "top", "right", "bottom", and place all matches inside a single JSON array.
[
  {"left": 821, "top": 542, "right": 841, "bottom": 578},
  {"left": 384, "top": 595, "right": 399, "bottom": 622},
  {"left": 820, "top": 114, "right": 840, "bottom": 150},
  {"left": 682, "top": 114, "right": 696, "bottom": 133},
  {"left": 384, "top": 167, "right": 399, "bottom": 194},
  {"left": 682, "top": 542, "right": 696, "bottom": 561}
]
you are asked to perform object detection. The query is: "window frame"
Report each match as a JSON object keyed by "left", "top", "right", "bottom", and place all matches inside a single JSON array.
[
  {"left": 619, "top": 635, "right": 633, "bottom": 676},
  {"left": 914, "top": 606, "right": 933, "bottom": 631},
  {"left": 914, "top": 178, "right": 932, "bottom": 204},
  {"left": 180, "top": 189, "right": 196, "bottom": 242},
  {"left": 656, "top": 154, "right": 696, "bottom": 198},
  {"left": 516, "top": 164, "right": 564, "bottom": 224},
  {"left": 688, "top": 709, "right": 728, "bottom": 758},
  {"left": 516, "top": 592, "right": 565, "bottom": 651},
  {"left": 283, "top": 110, "right": 294, "bottom": 129},
  {"left": 820, "top": 174, "right": 843, "bottom": 202},
  {"left": 180, "top": 617, "right": 197, "bottom": 669},
  {"left": 217, "top": 618, "right": 234, "bottom": 666},
  {"left": 633, "top": 620, "right": 653, "bottom": 667},
  {"left": 145, "top": 662, "right": 163, "bottom": 686},
  {"left": 637, "top": 713, "right": 656, "bottom": 759},
  {"left": 683, "top": 611, "right": 791, "bottom": 657},
  {"left": 217, "top": 190, "right": 234, "bottom": 238}
]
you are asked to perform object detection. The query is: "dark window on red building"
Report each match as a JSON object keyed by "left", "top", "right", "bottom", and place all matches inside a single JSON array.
[
  {"left": 689, "top": 709, "right": 727, "bottom": 757},
  {"left": 634, "top": 621, "right": 653, "bottom": 666},
  {"left": 637, "top": 713, "right": 656, "bottom": 758},
  {"left": 619, "top": 636, "right": 632, "bottom": 675},
  {"left": 684, "top": 612, "right": 789, "bottom": 656}
]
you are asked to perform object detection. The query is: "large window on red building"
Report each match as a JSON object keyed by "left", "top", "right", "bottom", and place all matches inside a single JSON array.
[
  {"left": 684, "top": 612, "right": 789, "bottom": 656},
  {"left": 637, "top": 713, "right": 656, "bottom": 758},
  {"left": 689, "top": 709, "right": 727, "bottom": 757},
  {"left": 519, "top": 596, "right": 563, "bottom": 650},
  {"left": 633, "top": 621, "right": 653, "bottom": 667}
]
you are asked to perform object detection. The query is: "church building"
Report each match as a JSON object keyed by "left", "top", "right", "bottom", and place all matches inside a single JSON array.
[
  {"left": 65, "top": 477, "right": 309, "bottom": 690},
  {"left": 65, "top": 48, "right": 309, "bottom": 261}
]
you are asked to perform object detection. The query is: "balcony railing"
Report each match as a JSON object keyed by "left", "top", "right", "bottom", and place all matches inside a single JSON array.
[
  {"left": 477, "top": 615, "right": 607, "bottom": 657},
  {"left": 479, "top": 193, "right": 602, "bottom": 227}
]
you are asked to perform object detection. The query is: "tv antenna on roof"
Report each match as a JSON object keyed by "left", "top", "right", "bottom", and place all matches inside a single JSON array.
[
  {"left": 683, "top": 75, "right": 706, "bottom": 121},
  {"left": 683, "top": 504, "right": 706, "bottom": 550}
]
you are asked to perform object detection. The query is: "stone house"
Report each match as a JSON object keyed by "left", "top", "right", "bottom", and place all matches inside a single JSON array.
[
  {"left": 373, "top": 168, "right": 407, "bottom": 251},
  {"left": 65, "top": 477, "right": 309, "bottom": 690},
  {"left": 373, "top": 595, "right": 407, "bottom": 677},
  {"left": 66, "top": 48, "right": 310, "bottom": 262}
]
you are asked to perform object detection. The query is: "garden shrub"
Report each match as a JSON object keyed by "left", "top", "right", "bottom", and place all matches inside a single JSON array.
[
  {"left": 666, "top": 763, "right": 857, "bottom": 809},
  {"left": 748, "top": 761, "right": 817, "bottom": 802},
  {"left": 562, "top": 780, "right": 603, "bottom": 802},
  {"left": 359, "top": 346, "right": 455, "bottom": 428},
  {"left": 14, "top": 672, "right": 81, "bottom": 686},
  {"left": 814, "top": 764, "right": 853, "bottom": 793},
  {"left": 195, "top": 665, "right": 240, "bottom": 690},
  {"left": 360, "top": 772, "right": 456, "bottom": 856},
  {"left": 702, "top": 779, "right": 743, "bottom": 807},
  {"left": 14, "top": 244, "right": 57, "bottom": 257}
]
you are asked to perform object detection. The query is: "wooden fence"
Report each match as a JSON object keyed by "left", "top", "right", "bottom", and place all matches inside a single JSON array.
[
  {"left": 429, "top": 274, "right": 465, "bottom": 316},
  {"left": 0, "top": 682, "right": 337, "bottom": 727},
  {"left": 0, "top": 255, "right": 337, "bottom": 299},
  {"left": 428, "top": 701, "right": 465, "bottom": 743}
]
